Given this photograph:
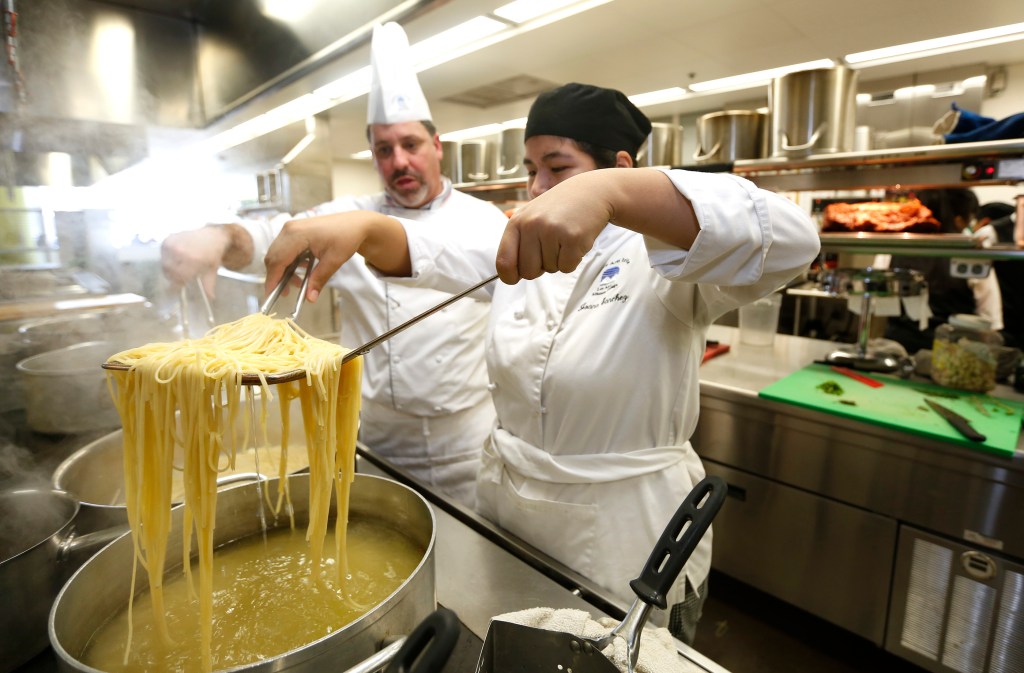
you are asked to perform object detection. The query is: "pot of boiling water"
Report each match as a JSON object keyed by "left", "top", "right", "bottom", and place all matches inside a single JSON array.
[{"left": 49, "top": 473, "right": 436, "bottom": 673}]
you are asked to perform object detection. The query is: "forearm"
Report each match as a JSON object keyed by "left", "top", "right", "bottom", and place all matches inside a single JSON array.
[
  {"left": 588, "top": 168, "right": 700, "bottom": 249},
  {"left": 263, "top": 210, "right": 411, "bottom": 302},
  {"left": 207, "top": 222, "right": 255, "bottom": 270}
]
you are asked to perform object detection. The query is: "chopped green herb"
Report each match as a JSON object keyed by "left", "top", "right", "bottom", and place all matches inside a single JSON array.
[
  {"left": 817, "top": 380, "right": 844, "bottom": 396},
  {"left": 839, "top": 399, "right": 857, "bottom": 406}
]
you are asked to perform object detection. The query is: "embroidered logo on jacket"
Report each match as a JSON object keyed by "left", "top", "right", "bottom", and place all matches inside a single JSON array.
[{"left": 578, "top": 259, "right": 630, "bottom": 311}]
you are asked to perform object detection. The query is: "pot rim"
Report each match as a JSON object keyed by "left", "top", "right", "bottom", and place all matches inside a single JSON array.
[
  {"left": 16, "top": 340, "right": 119, "bottom": 375},
  {"left": 0, "top": 488, "right": 79, "bottom": 566}
]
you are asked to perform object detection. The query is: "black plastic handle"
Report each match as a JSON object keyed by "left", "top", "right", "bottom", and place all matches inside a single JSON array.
[
  {"left": 385, "top": 607, "right": 461, "bottom": 673},
  {"left": 628, "top": 475, "right": 727, "bottom": 610}
]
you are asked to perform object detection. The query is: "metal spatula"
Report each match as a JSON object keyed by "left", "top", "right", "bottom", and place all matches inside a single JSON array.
[{"left": 476, "top": 475, "right": 727, "bottom": 673}]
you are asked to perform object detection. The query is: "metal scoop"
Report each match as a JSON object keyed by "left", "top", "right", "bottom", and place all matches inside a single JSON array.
[
  {"left": 476, "top": 475, "right": 727, "bottom": 673},
  {"left": 103, "top": 250, "right": 498, "bottom": 386}
]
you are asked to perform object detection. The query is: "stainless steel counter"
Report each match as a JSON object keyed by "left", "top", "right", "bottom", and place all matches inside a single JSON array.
[{"left": 694, "top": 326, "right": 1024, "bottom": 672}]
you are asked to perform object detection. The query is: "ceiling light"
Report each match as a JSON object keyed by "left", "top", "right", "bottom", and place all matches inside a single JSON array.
[
  {"left": 440, "top": 123, "right": 504, "bottom": 142},
  {"left": 845, "top": 22, "right": 1024, "bottom": 67},
  {"left": 409, "top": 17, "right": 506, "bottom": 65},
  {"left": 261, "top": 0, "right": 317, "bottom": 22},
  {"left": 493, "top": 0, "right": 582, "bottom": 24},
  {"left": 351, "top": 150, "right": 372, "bottom": 160},
  {"left": 628, "top": 87, "right": 686, "bottom": 107},
  {"left": 689, "top": 59, "right": 836, "bottom": 93}
]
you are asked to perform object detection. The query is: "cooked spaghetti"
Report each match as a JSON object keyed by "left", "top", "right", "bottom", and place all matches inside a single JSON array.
[{"left": 105, "top": 313, "right": 362, "bottom": 673}]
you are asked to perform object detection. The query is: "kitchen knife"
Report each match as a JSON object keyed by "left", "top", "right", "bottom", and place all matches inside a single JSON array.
[{"left": 925, "top": 398, "right": 986, "bottom": 442}]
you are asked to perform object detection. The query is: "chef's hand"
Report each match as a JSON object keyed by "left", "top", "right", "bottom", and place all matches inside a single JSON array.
[
  {"left": 495, "top": 169, "right": 698, "bottom": 284},
  {"left": 264, "top": 211, "right": 411, "bottom": 303},
  {"left": 496, "top": 175, "right": 612, "bottom": 284},
  {"left": 160, "top": 226, "right": 236, "bottom": 298}
]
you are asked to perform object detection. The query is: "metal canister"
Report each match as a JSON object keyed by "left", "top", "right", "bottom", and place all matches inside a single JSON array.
[
  {"left": 769, "top": 65, "right": 858, "bottom": 158},
  {"left": 440, "top": 140, "right": 460, "bottom": 182},
  {"left": 636, "top": 123, "right": 683, "bottom": 167},
  {"left": 495, "top": 127, "right": 527, "bottom": 179},
  {"left": 694, "top": 110, "right": 767, "bottom": 164}
]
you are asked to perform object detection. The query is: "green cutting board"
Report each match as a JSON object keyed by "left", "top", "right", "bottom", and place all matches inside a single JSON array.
[{"left": 758, "top": 364, "right": 1023, "bottom": 457}]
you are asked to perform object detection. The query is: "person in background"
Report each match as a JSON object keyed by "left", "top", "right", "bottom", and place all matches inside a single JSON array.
[
  {"left": 159, "top": 23, "right": 508, "bottom": 507},
  {"left": 884, "top": 188, "right": 1003, "bottom": 352},
  {"left": 259, "top": 82, "right": 820, "bottom": 643},
  {"left": 979, "top": 198, "right": 1022, "bottom": 348}
]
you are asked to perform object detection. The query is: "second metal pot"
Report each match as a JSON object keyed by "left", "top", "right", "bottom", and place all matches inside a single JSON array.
[
  {"left": 52, "top": 393, "right": 311, "bottom": 534},
  {"left": 16, "top": 340, "right": 123, "bottom": 435},
  {"left": 1, "top": 489, "right": 124, "bottom": 673},
  {"left": 694, "top": 110, "right": 767, "bottom": 164},
  {"left": 769, "top": 65, "right": 858, "bottom": 158}
]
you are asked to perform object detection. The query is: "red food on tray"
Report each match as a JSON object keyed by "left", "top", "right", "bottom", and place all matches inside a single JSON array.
[{"left": 821, "top": 199, "right": 941, "bottom": 233}]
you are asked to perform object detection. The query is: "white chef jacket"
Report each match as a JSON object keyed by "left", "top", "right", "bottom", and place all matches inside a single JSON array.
[
  {"left": 391, "top": 168, "right": 820, "bottom": 612},
  {"left": 238, "top": 180, "right": 509, "bottom": 506}
]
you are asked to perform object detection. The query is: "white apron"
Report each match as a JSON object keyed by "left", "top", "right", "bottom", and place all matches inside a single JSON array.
[{"left": 476, "top": 426, "right": 710, "bottom": 617}]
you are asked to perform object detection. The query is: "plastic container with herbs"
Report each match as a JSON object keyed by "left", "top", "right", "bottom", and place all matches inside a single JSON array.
[{"left": 931, "top": 314, "right": 1003, "bottom": 392}]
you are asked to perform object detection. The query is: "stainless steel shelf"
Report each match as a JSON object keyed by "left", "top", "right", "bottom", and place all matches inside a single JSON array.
[
  {"left": 733, "top": 139, "right": 1024, "bottom": 191},
  {"left": 818, "top": 241, "right": 1024, "bottom": 259}
]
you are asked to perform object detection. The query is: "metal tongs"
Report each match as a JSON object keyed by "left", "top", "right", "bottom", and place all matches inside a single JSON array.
[{"left": 103, "top": 251, "right": 498, "bottom": 386}]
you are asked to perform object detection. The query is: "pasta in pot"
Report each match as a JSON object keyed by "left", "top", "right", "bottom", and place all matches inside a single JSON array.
[{"left": 105, "top": 313, "right": 362, "bottom": 673}]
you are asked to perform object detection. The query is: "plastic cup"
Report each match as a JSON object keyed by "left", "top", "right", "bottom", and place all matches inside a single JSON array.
[{"left": 739, "top": 293, "right": 782, "bottom": 346}]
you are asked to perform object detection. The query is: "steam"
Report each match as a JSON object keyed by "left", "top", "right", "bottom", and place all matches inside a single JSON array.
[
  {"left": 0, "top": 439, "right": 51, "bottom": 490},
  {"left": 0, "top": 441, "right": 71, "bottom": 562}
]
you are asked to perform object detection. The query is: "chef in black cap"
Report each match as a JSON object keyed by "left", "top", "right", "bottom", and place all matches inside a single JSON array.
[{"left": 263, "top": 81, "right": 820, "bottom": 643}]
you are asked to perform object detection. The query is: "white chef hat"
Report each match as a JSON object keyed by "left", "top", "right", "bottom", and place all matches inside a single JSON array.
[{"left": 367, "top": 22, "right": 432, "bottom": 125}]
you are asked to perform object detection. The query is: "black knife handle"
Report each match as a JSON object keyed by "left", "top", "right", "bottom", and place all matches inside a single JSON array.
[
  {"left": 628, "top": 475, "right": 726, "bottom": 610},
  {"left": 926, "top": 399, "right": 987, "bottom": 442},
  {"left": 943, "top": 413, "right": 986, "bottom": 442}
]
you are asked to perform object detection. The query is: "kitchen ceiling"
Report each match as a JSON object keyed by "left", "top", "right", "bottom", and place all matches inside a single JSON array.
[{"left": 94, "top": 0, "right": 1024, "bottom": 163}]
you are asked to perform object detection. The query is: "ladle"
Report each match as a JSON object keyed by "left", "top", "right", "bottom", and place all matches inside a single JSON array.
[{"left": 103, "top": 252, "right": 498, "bottom": 386}]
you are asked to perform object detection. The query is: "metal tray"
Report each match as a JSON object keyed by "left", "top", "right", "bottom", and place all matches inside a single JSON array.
[{"left": 819, "top": 232, "right": 978, "bottom": 248}]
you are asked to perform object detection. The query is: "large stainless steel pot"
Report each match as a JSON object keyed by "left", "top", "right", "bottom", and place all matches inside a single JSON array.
[
  {"left": 495, "top": 127, "right": 527, "bottom": 179},
  {"left": 50, "top": 473, "right": 437, "bottom": 673},
  {"left": 636, "top": 123, "right": 682, "bottom": 167},
  {"left": 460, "top": 140, "right": 490, "bottom": 182},
  {"left": 1, "top": 489, "right": 124, "bottom": 673},
  {"left": 16, "top": 340, "right": 122, "bottom": 435},
  {"left": 52, "top": 395, "right": 311, "bottom": 534},
  {"left": 694, "top": 110, "right": 767, "bottom": 164},
  {"left": 769, "top": 65, "right": 858, "bottom": 158}
]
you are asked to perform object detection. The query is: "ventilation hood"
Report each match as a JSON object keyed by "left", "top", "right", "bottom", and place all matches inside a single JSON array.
[{"left": 0, "top": 0, "right": 442, "bottom": 186}]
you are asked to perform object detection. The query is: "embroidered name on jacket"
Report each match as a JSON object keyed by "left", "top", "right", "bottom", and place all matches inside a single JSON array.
[{"left": 578, "top": 259, "right": 630, "bottom": 311}]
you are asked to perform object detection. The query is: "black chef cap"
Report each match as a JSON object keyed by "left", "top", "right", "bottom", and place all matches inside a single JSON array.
[{"left": 525, "top": 82, "right": 652, "bottom": 157}]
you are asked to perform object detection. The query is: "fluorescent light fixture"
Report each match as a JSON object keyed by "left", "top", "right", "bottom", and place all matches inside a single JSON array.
[
  {"left": 628, "top": 87, "right": 686, "bottom": 107},
  {"left": 280, "top": 118, "right": 317, "bottom": 165},
  {"left": 845, "top": 22, "right": 1024, "bottom": 67},
  {"left": 894, "top": 84, "right": 935, "bottom": 99},
  {"left": 689, "top": 59, "right": 836, "bottom": 93},
  {"left": 962, "top": 75, "right": 988, "bottom": 88},
  {"left": 503, "top": 118, "right": 527, "bottom": 128},
  {"left": 351, "top": 150, "right": 373, "bottom": 160},
  {"left": 314, "top": 66, "right": 372, "bottom": 102},
  {"left": 409, "top": 17, "right": 506, "bottom": 64},
  {"left": 493, "top": 0, "right": 581, "bottom": 23},
  {"left": 262, "top": 0, "right": 316, "bottom": 22},
  {"left": 440, "top": 123, "right": 504, "bottom": 142}
]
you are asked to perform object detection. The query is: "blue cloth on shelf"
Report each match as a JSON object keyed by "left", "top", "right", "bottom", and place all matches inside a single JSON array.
[{"left": 944, "top": 102, "right": 1024, "bottom": 143}]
